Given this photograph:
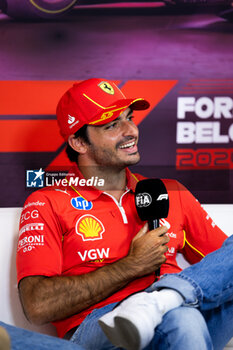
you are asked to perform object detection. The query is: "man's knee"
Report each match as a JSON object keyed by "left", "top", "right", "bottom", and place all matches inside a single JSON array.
[
  {"left": 222, "top": 235, "right": 233, "bottom": 248},
  {"left": 154, "top": 307, "right": 213, "bottom": 350}
]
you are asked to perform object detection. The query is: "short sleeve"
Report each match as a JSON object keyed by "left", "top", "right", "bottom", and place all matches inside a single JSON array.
[
  {"left": 177, "top": 181, "right": 227, "bottom": 264},
  {"left": 16, "top": 190, "right": 63, "bottom": 283}
]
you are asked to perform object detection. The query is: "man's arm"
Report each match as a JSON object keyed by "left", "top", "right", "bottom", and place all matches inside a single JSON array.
[
  {"left": 175, "top": 180, "right": 227, "bottom": 263},
  {"left": 19, "top": 224, "right": 169, "bottom": 325}
]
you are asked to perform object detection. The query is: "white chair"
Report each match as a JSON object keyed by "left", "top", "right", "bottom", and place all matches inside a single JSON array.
[{"left": 0, "top": 206, "right": 233, "bottom": 348}]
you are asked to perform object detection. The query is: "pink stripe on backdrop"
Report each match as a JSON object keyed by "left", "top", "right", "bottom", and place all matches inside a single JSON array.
[{"left": 75, "top": 2, "right": 165, "bottom": 9}]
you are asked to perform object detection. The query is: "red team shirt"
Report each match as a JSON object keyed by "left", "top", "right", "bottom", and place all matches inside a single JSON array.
[{"left": 16, "top": 165, "right": 227, "bottom": 337}]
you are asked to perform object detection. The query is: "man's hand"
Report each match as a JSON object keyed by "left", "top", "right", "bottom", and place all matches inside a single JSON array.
[{"left": 125, "top": 223, "right": 169, "bottom": 276}]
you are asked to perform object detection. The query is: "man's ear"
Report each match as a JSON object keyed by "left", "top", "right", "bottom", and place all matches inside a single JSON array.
[{"left": 68, "top": 135, "right": 88, "bottom": 155}]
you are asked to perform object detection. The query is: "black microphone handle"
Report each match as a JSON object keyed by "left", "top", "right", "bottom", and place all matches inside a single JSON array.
[
  {"left": 148, "top": 218, "right": 161, "bottom": 277},
  {"left": 148, "top": 219, "right": 159, "bottom": 230}
]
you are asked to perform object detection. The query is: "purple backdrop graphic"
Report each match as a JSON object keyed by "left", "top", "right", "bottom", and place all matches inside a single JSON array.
[{"left": 0, "top": 7, "right": 232, "bottom": 206}]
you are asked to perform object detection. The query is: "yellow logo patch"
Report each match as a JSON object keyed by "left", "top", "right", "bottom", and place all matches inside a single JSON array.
[
  {"left": 99, "top": 82, "right": 114, "bottom": 95},
  {"left": 76, "top": 215, "right": 105, "bottom": 241}
]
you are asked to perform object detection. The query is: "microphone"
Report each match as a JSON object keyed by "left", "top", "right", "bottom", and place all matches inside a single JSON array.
[
  {"left": 135, "top": 179, "right": 169, "bottom": 277},
  {"left": 135, "top": 178, "right": 169, "bottom": 230}
]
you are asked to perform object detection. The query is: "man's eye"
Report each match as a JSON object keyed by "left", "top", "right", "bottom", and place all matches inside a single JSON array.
[
  {"left": 105, "top": 122, "right": 117, "bottom": 130},
  {"left": 128, "top": 115, "right": 135, "bottom": 121}
]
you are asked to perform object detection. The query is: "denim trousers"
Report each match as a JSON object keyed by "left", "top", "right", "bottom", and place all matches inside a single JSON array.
[
  {"left": 0, "top": 321, "right": 84, "bottom": 350},
  {"left": 71, "top": 235, "right": 233, "bottom": 350}
]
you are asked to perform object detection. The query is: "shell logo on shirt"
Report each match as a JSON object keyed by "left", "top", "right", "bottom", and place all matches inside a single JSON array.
[{"left": 75, "top": 215, "right": 105, "bottom": 241}]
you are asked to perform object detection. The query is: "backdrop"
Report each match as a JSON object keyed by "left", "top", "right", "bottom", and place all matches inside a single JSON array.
[{"left": 0, "top": 6, "right": 232, "bottom": 206}]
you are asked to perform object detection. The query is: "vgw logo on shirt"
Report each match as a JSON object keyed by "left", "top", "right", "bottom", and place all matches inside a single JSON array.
[{"left": 71, "top": 197, "right": 93, "bottom": 210}]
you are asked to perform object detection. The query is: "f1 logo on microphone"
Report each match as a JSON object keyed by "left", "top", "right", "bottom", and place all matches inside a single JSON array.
[
  {"left": 135, "top": 193, "right": 152, "bottom": 207},
  {"left": 157, "top": 194, "right": 169, "bottom": 201}
]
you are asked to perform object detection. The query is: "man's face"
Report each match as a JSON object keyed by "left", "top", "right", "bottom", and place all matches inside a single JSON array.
[{"left": 85, "top": 108, "right": 140, "bottom": 169}]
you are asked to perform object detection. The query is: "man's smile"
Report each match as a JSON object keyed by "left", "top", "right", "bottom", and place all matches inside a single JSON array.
[{"left": 118, "top": 139, "right": 138, "bottom": 154}]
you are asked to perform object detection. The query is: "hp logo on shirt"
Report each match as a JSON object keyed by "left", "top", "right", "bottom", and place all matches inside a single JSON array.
[{"left": 71, "top": 197, "right": 93, "bottom": 210}]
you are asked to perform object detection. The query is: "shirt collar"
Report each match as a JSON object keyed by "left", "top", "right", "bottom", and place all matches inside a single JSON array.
[
  {"left": 125, "top": 167, "right": 140, "bottom": 192},
  {"left": 66, "top": 164, "right": 140, "bottom": 201}
]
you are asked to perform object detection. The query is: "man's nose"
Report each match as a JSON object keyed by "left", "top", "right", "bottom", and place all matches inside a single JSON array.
[{"left": 121, "top": 120, "right": 138, "bottom": 137}]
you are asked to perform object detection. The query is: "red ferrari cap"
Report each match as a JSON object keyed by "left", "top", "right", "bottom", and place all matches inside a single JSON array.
[{"left": 56, "top": 78, "right": 150, "bottom": 140}]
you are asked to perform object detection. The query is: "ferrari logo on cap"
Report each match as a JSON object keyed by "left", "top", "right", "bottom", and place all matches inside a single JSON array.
[
  {"left": 76, "top": 214, "right": 105, "bottom": 241},
  {"left": 99, "top": 82, "right": 114, "bottom": 95}
]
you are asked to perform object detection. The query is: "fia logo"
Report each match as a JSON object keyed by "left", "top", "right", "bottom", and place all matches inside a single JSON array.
[
  {"left": 135, "top": 192, "right": 152, "bottom": 208},
  {"left": 26, "top": 168, "right": 44, "bottom": 188}
]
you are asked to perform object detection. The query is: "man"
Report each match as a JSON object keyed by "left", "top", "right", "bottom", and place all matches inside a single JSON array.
[{"left": 17, "top": 79, "right": 232, "bottom": 350}]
